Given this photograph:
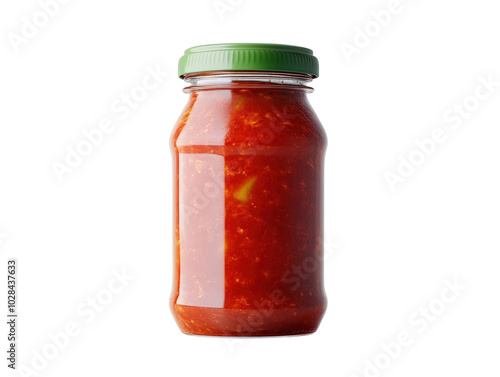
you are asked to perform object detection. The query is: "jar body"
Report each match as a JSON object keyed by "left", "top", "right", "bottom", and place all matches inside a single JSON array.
[{"left": 170, "top": 74, "right": 327, "bottom": 336}]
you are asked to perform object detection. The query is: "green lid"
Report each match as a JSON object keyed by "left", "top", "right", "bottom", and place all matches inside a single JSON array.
[{"left": 178, "top": 43, "right": 319, "bottom": 78}]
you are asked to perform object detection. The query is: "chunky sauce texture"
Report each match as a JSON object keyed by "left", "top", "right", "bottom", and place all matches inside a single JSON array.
[{"left": 171, "top": 81, "right": 327, "bottom": 336}]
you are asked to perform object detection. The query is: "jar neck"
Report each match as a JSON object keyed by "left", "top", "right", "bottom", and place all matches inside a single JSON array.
[{"left": 182, "top": 71, "right": 314, "bottom": 93}]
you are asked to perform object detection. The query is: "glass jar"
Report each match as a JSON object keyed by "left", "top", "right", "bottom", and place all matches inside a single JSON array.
[{"left": 170, "top": 44, "right": 327, "bottom": 336}]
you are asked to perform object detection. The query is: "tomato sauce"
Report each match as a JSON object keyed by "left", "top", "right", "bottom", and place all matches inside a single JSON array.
[{"left": 170, "top": 78, "right": 327, "bottom": 336}]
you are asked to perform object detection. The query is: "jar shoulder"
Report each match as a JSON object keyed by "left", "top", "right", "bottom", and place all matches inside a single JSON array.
[{"left": 172, "top": 90, "right": 327, "bottom": 149}]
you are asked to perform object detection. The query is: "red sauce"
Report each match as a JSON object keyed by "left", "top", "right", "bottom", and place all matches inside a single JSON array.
[{"left": 170, "top": 78, "right": 327, "bottom": 336}]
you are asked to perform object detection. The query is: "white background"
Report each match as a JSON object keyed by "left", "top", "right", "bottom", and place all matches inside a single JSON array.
[{"left": 1, "top": 0, "right": 499, "bottom": 376}]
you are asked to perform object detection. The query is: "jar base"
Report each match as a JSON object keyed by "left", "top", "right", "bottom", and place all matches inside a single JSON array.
[{"left": 171, "top": 303, "right": 326, "bottom": 337}]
